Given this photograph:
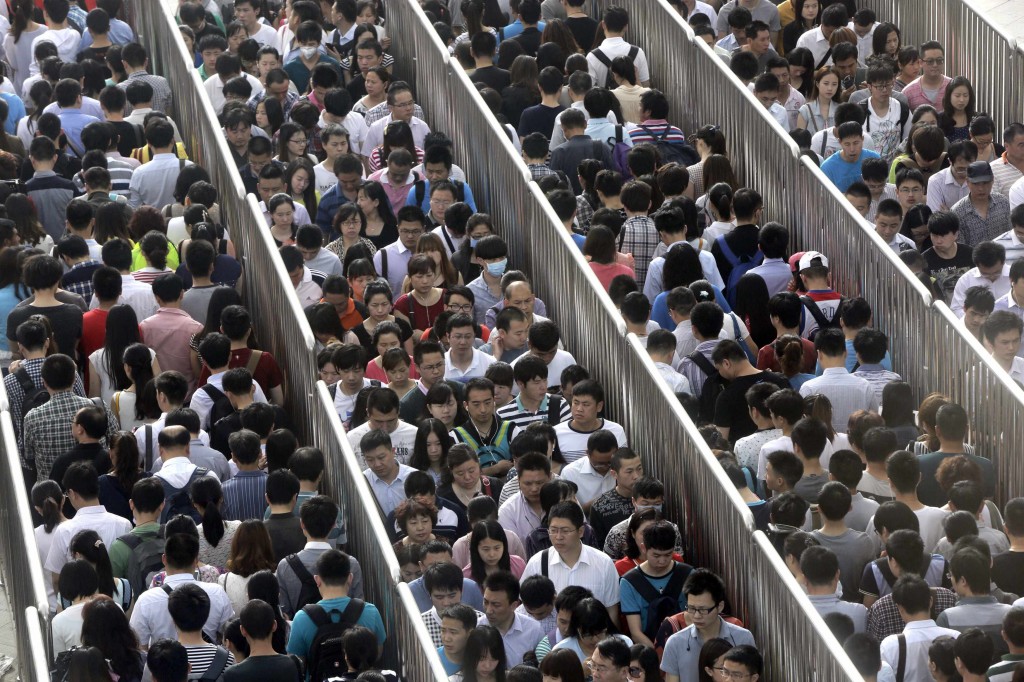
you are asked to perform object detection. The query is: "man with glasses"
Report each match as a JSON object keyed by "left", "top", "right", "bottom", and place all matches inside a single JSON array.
[
  {"left": 717, "top": 646, "right": 763, "bottom": 682},
  {"left": 445, "top": 315, "right": 498, "bottom": 383},
  {"left": 521, "top": 501, "right": 620, "bottom": 621},
  {"left": 407, "top": 145, "right": 478, "bottom": 214},
  {"left": 861, "top": 64, "right": 911, "bottom": 164},
  {"left": 902, "top": 41, "right": 953, "bottom": 112},
  {"left": 588, "top": 637, "right": 632, "bottom": 682},
  {"left": 400, "top": 340, "right": 467, "bottom": 422},
  {"left": 661, "top": 569, "right": 756, "bottom": 682},
  {"left": 240, "top": 136, "right": 277, "bottom": 195},
  {"left": 374, "top": 205, "right": 424, "bottom": 294},
  {"left": 929, "top": 140, "right": 978, "bottom": 212},
  {"left": 364, "top": 81, "right": 431, "bottom": 152}
]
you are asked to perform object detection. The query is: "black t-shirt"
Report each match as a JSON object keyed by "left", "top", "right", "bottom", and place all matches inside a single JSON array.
[
  {"left": 7, "top": 303, "right": 83, "bottom": 358},
  {"left": 512, "top": 27, "right": 543, "bottom": 57},
  {"left": 222, "top": 654, "right": 300, "bottom": 682},
  {"left": 565, "top": 16, "right": 599, "bottom": 52},
  {"left": 471, "top": 65, "right": 512, "bottom": 92},
  {"left": 992, "top": 551, "right": 1024, "bottom": 597},
  {"left": 111, "top": 120, "right": 145, "bottom": 157},
  {"left": 714, "top": 371, "right": 789, "bottom": 443},
  {"left": 517, "top": 102, "right": 565, "bottom": 139},
  {"left": 346, "top": 73, "right": 367, "bottom": 100},
  {"left": 922, "top": 243, "right": 974, "bottom": 299},
  {"left": 52, "top": 443, "right": 113, "bottom": 517}
]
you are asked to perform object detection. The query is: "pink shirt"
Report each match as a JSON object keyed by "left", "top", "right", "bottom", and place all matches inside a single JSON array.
[
  {"left": 462, "top": 554, "right": 527, "bottom": 581},
  {"left": 370, "top": 167, "right": 418, "bottom": 214},
  {"left": 139, "top": 307, "right": 204, "bottom": 389},
  {"left": 901, "top": 75, "right": 952, "bottom": 112},
  {"left": 590, "top": 261, "right": 636, "bottom": 291}
]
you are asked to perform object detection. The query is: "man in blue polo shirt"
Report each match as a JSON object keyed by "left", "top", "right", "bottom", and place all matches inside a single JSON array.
[{"left": 822, "top": 121, "right": 881, "bottom": 192}]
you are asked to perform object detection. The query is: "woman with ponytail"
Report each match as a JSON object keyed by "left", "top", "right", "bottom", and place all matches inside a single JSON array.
[
  {"left": 3, "top": 0, "right": 47, "bottom": 93},
  {"left": 190, "top": 476, "right": 240, "bottom": 571},
  {"left": 98, "top": 432, "right": 146, "bottom": 521},
  {"left": 774, "top": 334, "right": 816, "bottom": 390},
  {"left": 32, "top": 480, "right": 66, "bottom": 612},
  {"left": 112, "top": 343, "right": 161, "bottom": 431},
  {"left": 68, "top": 529, "right": 133, "bottom": 612},
  {"left": 131, "top": 231, "right": 173, "bottom": 284}
]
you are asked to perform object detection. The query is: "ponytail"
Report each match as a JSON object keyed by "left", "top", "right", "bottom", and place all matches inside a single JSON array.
[
  {"left": 190, "top": 476, "right": 226, "bottom": 547},
  {"left": 69, "top": 530, "right": 116, "bottom": 598},
  {"left": 31, "top": 480, "right": 63, "bottom": 533}
]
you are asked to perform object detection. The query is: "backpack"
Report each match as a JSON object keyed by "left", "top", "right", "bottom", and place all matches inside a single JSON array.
[
  {"left": 16, "top": 367, "right": 50, "bottom": 427},
  {"left": 117, "top": 528, "right": 166, "bottom": 597},
  {"left": 188, "top": 645, "right": 231, "bottom": 682},
  {"left": 715, "top": 235, "right": 764, "bottom": 308},
  {"left": 622, "top": 563, "right": 690, "bottom": 640},
  {"left": 303, "top": 599, "right": 367, "bottom": 682},
  {"left": 635, "top": 124, "right": 701, "bottom": 168},
  {"left": 858, "top": 99, "right": 910, "bottom": 134},
  {"left": 590, "top": 45, "right": 639, "bottom": 88},
  {"left": 688, "top": 351, "right": 724, "bottom": 424},
  {"left": 545, "top": 394, "right": 564, "bottom": 424},
  {"left": 413, "top": 178, "right": 465, "bottom": 207},
  {"left": 51, "top": 646, "right": 79, "bottom": 682},
  {"left": 800, "top": 295, "right": 846, "bottom": 341},
  {"left": 158, "top": 467, "right": 209, "bottom": 524},
  {"left": 286, "top": 554, "right": 323, "bottom": 614},
  {"left": 606, "top": 125, "right": 633, "bottom": 178},
  {"left": 454, "top": 420, "right": 513, "bottom": 468},
  {"left": 200, "top": 384, "right": 235, "bottom": 428}
]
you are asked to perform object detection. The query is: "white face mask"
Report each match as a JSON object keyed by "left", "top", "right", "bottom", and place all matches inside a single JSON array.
[{"left": 300, "top": 46, "right": 318, "bottom": 59}]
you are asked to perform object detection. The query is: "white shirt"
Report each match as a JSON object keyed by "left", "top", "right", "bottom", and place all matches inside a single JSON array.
[
  {"left": 247, "top": 22, "right": 279, "bottom": 48},
  {"left": 559, "top": 456, "right": 615, "bottom": 505},
  {"left": 880, "top": 620, "right": 960, "bottom": 682},
  {"left": 767, "top": 101, "right": 790, "bottom": 131},
  {"left": 129, "top": 572, "right": 235, "bottom": 646},
  {"left": 333, "top": 378, "right": 379, "bottom": 428},
  {"left": 293, "top": 266, "right": 323, "bottom": 309},
  {"left": 587, "top": 37, "right": 650, "bottom": 88},
  {"left": 847, "top": 21, "right": 878, "bottom": 64},
  {"left": 799, "top": 367, "right": 880, "bottom": 433},
  {"left": 203, "top": 72, "right": 264, "bottom": 115},
  {"left": 189, "top": 371, "right": 269, "bottom": 429},
  {"left": 927, "top": 167, "right": 970, "bottom": 212},
  {"left": 363, "top": 115, "right": 431, "bottom": 154},
  {"left": 885, "top": 232, "right": 918, "bottom": 254},
  {"left": 32, "top": 27, "right": 79, "bottom": 62},
  {"left": 795, "top": 26, "right": 831, "bottom": 67},
  {"left": 348, "top": 420, "right": 418, "bottom": 466},
  {"left": 1009, "top": 175, "right": 1024, "bottom": 211},
  {"left": 757, "top": 434, "right": 836, "bottom": 480},
  {"left": 864, "top": 506, "right": 949, "bottom": 555},
  {"left": 655, "top": 361, "right": 692, "bottom": 395},
  {"left": 51, "top": 602, "right": 86, "bottom": 655},
  {"left": 994, "top": 229, "right": 1024, "bottom": 265},
  {"left": 445, "top": 347, "right": 497, "bottom": 382},
  {"left": 522, "top": 544, "right": 620, "bottom": 608},
  {"left": 259, "top": 200, "right": 311, "bottom": 227},
  {"left": 153, "top": 456, "right": 220, "bottom": 487},
  {"left": 553, "top": 419, "right": 627, "bottom": 464},
  {"left": 88, "top": 274, "right": 158, "bottom": 321},
  {"left": 509, "top": 349, "right": 577, "bottom": 394},
  {"left": 950, "top": 265, "right": 1011, "bottom": 316},
  {"left": 44, "top": 506, "right": 132, "bottom": 576}
]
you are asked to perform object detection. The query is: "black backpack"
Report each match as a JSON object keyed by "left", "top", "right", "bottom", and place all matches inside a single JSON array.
[
  {"left": 16, "top": 367, "right": 50, "bottom": 425},
  {"left": 800, "top": 295, "right": 847, "bottom": 341},
  {"left": 622, "top": 563, "right": 691, "bottom": 640},
  {"left": 117, "top": 527, "right": 166, "bottom": 596},
  {"left": 200, "top": 384, "right": 235, "bottom": 427},
  {"left": 304, "top": 599, "right": 366, "bottom": 682},
  {"left": 286, "top": 554, "right": 323, "bottom": 614},
  {"left": 590, "top": 45, "right": 639, "bottom": 88},
  {"left": 158, "top": 467, "right": 209, "bottom": 524},
  {"left": 688, "top": 351, "right": 725, "bottom": 424},
  {"left": 634, "top": 124, "right": 701, "bottom": 168}
]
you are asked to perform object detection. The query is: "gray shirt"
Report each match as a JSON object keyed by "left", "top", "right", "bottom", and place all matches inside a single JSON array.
[
  {"left": 275, "top": 541, "right": 363, "bottom": 618},
  {"left": 846, "top": 492, "right": 879, "bottom": 533},
  {"left": 181, "top": 285, "right": 223, "bottom": 325},
  {"left": 936, "top": 596, "right": 1013, "bottom": 659},
  {"left": 661, "top": 618, "right": 756, "bottom": 680},
  {"left": 810, "top": 528, "right": 876, "bottom": 601}
]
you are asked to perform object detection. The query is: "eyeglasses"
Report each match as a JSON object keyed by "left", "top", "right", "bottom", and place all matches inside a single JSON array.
[
  {"left": 419, "top": 361, "right": 446, "bottom": 373},
  {"left": 289, "top": 137, "right": 308, "bottom": 145},
  {"left": 447, "top": 303, "right": 473, "bottom": 313},
  {"left": 399, "top": 228, "right": 424, "bottom": 237},
  {"left": 713, "top": 667, "right": 753, "bottom": 680},
  {"left": 548, "top": 526, "right": 579, "bottom": 536},
  {"left": 923, "top": 57, "right": 945, "bottom": 65},
  {"left": 341, "top": 217, "right": 361, "bottom": 226},
  {"left": 587, "top": 660, "right": 612, "bottom": 674},
  {"left": 686, "top": 604, "right": 718, "bottom": 616},
  {"left": 870, "top": 81, "right": 893, "bottom": 90},
  {"left": 391, "top": 99, "right": 415, "bottom": 109}
]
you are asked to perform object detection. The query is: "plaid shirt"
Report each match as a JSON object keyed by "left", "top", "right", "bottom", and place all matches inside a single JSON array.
[
  {"left": 23, "top": 391, "right": 119, "bottom": 478},
  {"left": 247, "top": 90, "right": 300, "bottom": 119},
  {"left": 867, "top": 587, "right": 958, "bottom": 642},
  {"left": 119, "top": 71, "right": 174, "bottom": 117},
  {"left": 421, "top": 607, "right": 484, "bottom": 648},
  {"left": 60, "top": 260, "right": 102, "bottom": 304},
  {"left": 3, "top": 358, "right": 86, "bottom": 454},
  {"left": 528, "top": 163, "right": 557, "bottom": 181},
  {"left": 620, "top": 214, "right": 659, "bottom": 288},
  {"left": 576, "top": 194, "right": 596, "bottom": 233}
]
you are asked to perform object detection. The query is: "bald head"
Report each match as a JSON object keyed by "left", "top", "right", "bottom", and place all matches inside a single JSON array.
[
  {"left": 158, "top": 425, "right": 191, "bottom": 460},
  {"left": 504, "top": 281, "right": 535, "bottom": 315}
]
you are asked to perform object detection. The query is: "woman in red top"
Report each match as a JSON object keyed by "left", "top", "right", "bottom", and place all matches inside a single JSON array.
[
  {"left": 585, "top": 225, "right": 635, "bottom": 292},
  {"left": 363, "top": 321, "right": 419, "bottom": 382},
  {"left": 394, "top": 253, "right": 444, "bottom": 336}
]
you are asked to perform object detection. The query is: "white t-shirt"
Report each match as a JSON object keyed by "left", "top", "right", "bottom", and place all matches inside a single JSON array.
[
  {"left": 553, "top": 419, "right": 627, "bottom": 464},
  {"left": 315, "top": 162, "right": 339, "bottom": 197}
]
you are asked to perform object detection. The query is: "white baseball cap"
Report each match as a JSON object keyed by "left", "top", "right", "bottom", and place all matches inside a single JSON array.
[{"left": 798, "top": 251, "right": 829, "bottom": 271}]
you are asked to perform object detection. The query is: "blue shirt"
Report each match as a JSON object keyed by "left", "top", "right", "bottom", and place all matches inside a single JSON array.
[
  {"left": 409, "top": 576, "right": 483, "bottom": 613},
  {"left": 56, "top": 108, "right": 101, "bottom": 156},
  {"left": 438, "top": 647, "right": 460, "bottom": 675},
  {"left": 619, "top": 564, "right": 691, "bottom": 633},
  {"left": 1, "top": 93, "right": 26, "bottom": 135},
  {"left": 405, "top": 178, "right": 478, "bottom": 213},
  {"left": 651, "top": 287, "right": 731, "bottom": 330},
  {"left": 498, "top": 19, "right": 547, "bottom": 41},
  {"left": 79, "top": 19, "right": 136, "bottom": 49},
  {"left": 287, "top": 595, "right": 386, "bottom": 661},
  {"left": 821, "top": 148, "right": 881, "bottom": 192}
]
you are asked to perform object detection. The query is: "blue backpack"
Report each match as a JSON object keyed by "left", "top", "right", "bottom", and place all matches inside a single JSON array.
[{"left": 715, "top": 235, "right": 764, "bottom": 307}]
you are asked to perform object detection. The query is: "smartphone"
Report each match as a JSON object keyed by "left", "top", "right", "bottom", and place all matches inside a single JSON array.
[{"left": 842, "top": 76, "right": 854, "bottom": 90}]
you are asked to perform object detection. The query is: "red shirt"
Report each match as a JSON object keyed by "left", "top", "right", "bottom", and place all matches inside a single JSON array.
[
  {"left": 197, "top": 347, "right": 285, "bottom": 390},
  {"left": 756, "top": 337, "right": 817, "bottom": 374},
  {"left": 79, "top": 309, "right": 108, "bottom": 387}
]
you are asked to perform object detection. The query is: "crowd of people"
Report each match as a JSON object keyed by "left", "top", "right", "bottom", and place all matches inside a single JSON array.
[{"left": 0, "top": 0, "right": 1023, "bottom": 681}]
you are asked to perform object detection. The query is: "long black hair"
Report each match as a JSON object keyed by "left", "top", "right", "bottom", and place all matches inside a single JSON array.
[
  {"left": 468, "top": 520, "right": 510, "bottom": 584},
  {"left": 102, "top": 304, "right": 142, "bottom": 391}
]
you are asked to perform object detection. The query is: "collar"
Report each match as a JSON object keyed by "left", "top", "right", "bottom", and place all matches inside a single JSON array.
[
  {"left": 601, "top": 37, "right": 626, "bottom": 47},
  {"left": 164, "top": 573, "right": 197, "bottom": 586},
  {"left": 956, "top": 595, "right": 998, "bottom": 605},
  {"left": 304, "top": 541, "right": 331, "bottom": 550},
  {"left": 156, "top": 306, "right": 190, "bottom": 316},
  {"left": 856, "top": 363, "right": 885, "bottom": 371},
  {"left": 903, "top": 619, "right": 939, "bottom": 630},
  {"left": 515, "top": 393, "right": 548, "bottom": 413},
  {"left": 73, "top": 505, "right": 108, "bottom": 515},
  {"left": 821, "top": 367, "right": 850, "bottom": 375}
]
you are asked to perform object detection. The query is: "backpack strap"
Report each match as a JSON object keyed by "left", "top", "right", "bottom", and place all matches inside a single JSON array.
[
  {"left": 818, "top": 131, "right": 829, "bottom": 156},
  {"left": 622, "top": 568, "right": 661, "bottom": 603},
  {"left": 145, "top": 425, "right": 154, "bottom": 471},
  {"left": 339, "top": 597, "right": 365, "bottom": 625},
  {"left": 591, "top": 48, "right": 612, "bottom": 68},
  {"left": 715, "top": 235, "right": 741, "bottom": 266},
  {"left": 245, "top": 350, "right": 263, "bottom": 375},
  {"left": 800, "top": 295, "right": 832, "bottom": 331},
  {"left": 198, "top": 647, "right": 230, "bottom": 681},
  {"left": 161, "top": 584, "right": 174, "bottom": 596},
  {"left": 379, "top": 248, "right": 388, "bottom": 279},
  {"left": 687, "top": 350, "right": 716, "bottom": 378},
  {"left": 541, "top": 548, "right": 549, "bottom": 577},
  {"left": 729, "top": 313, "right": 742, "bottom": 341},
  {"left": 14, "top": 367, "right": 33, "bottom": 395},
  {"left": 112, "top": 391, "right": 121, "bottom": 416},
  {"left": 627, "top": 45, "right": 639, "bottom": 61},
  {"left": 497, "top": 26, "right": 505, "bottom": 42},
  {"left": 814, "top": 46, "right": 833, "bottom": 70},
  {"left": 287, "top": 554, "right": 316, "bottom": 586},
  {"left": 414, "top": 180, "right": 426, "bottom": 206},
  {"left": 301, "top": 603, "right": 331, "bottom": 628},
  {"left": 546, "top": 394, "right": 562, "bottom": 424},
  {"left": 895, "top": 633, "right": 906, "bottom": 682},
  {"left": 118, "top": 533, "right": 143, "bottom": 550}
]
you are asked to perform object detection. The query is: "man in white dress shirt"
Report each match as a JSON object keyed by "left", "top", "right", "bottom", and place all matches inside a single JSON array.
[{"left": 559, "top": 429, "right": 618, "bottom": 510}]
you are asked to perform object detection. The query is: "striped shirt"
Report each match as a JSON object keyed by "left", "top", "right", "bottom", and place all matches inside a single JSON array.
[
  {"left": 222, "top": 470, "right": 269, "bottom": 521},
  {"left": 627, "top": 120, "right": 686, "bottom": 146},
  {"left": 852, "top": 365, "right": 903, "bottom": 401},
  {"left": 799, "top": 368, "right": 879, "bottom": 433},
  {"left": 185, "top": 645, "right": 235, "bottom": 678},
  {"left": 993, "top": 228, "right": 1024, "bottom": 264},
  {"left": 496, "top": 394, "right": 571, "bottom": 429},
  {"left": 553, "top": 419, "right": 628, "bottom": 464},
  {"left": 991, "top": 156, "right": 1024, "bottom": 197},
  {"left": 521, "top": 545, "right": 621, "bottom": 608},
  {"left": 118, "top": 71, "right": 174, "bottom": 117}
]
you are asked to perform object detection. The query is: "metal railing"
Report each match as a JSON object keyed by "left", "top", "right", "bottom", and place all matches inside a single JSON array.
[
  {"left": 584, "top": 0, "right": 1024, "bottom": 503},
  {"left": 857, "top": 0, "right": 1024, "bottom": 127},
  {"left": 0, "top": 403, "right": 50, "bottom": 682},
  {"left": 381, "top": 1, "right": 865, "bottom": 681}
]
